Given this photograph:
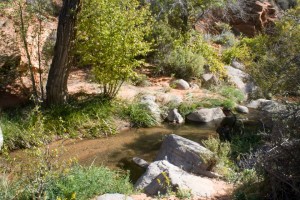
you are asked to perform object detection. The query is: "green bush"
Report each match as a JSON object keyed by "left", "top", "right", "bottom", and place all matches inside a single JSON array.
[
  {"left": 202, "top": 137, "right": 236, "bottom": 180},
  {"left": 212, "top": 31, "right": 237, "bottom": 47},
  {"left": 0, "top": 146, "right": 133, "bottom": 200},
  {"left": 156, "top": 30, "right": 225, "bottom": 79},
  {"left": 239, "top": 7, "right": 300, "bottom": 96},
  {"left": 218, "top": 86, "right": 245, "bottom": 103},
  {"left": 222, "top": 43, "right": 252, "bottom": 65},
  {"left": 162, "top": 45, "right": 205, "bottom": 80},
  {"left": 46, "top": 166, "right": 133, "bottom": 200}
]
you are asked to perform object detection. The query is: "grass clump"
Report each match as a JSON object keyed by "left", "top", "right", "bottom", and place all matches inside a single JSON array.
[
  {"left": 218, "top": 86, "right": 245, "bottom": 103},
  {"left": 1, "top": 106, "right": 49, "bottom": 150},
  {"left": 175, "top": 188, "right": 193, "bottom": 199},
  {"left": 44, "top": 98, "right": 121, "bottom": 138},
  {"left": 178, "top": 98, "right": 235, "bottom": 117},
  {"left": 202, "top": 137, "right": 236, "bottom": 181},
  {"left": 0, "top": 165, "right": 133, "bottom": 200},
  {"left": 122, "top": 102, "right": 158, "bottom": 128},
  {"left": 46, "top": 165, "right": 133, "bottom": 200}
]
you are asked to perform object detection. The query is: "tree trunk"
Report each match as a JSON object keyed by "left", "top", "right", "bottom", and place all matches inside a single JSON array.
[{"left": 46, "top": 0, "right": 80, "bottom": 106}]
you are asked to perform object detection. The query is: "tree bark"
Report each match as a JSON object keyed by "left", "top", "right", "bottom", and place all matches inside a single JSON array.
[{"left": 46, "top": 0, "right": 80, "bottom": 106}]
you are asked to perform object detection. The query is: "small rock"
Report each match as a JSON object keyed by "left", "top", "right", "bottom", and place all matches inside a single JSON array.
[
  {"left": 190, "top": 82, "right": 200, "bottom": 90},
  {"left": 166, "top": 109, "right": 184, "bottom": 124},
  {"left": 96, "top": 194, "right": 133, "bottom": 200},
  {"left": 247, "top": 99, "right": 271, "bottom": 109},
  {"left": 172, "top": 79, "right": 190, "bottom": 90},
  {"left": 140, "top": 95, "right": 156, "bottom": 102},
  {"left": 201, "top": 73, "right": 218, "bottom": 88},
  {"left": 236, "top": 105, "right": 249, "bottom": 114},
  {"left": 133, "top": 157, "right": 149, "bottom": 169},
  {"left": 158, "top": 94, "right": 183, "bottom": 106},
  {"left": 231, "top": 60, "right": 245, "bottom": 70},
  {"left": 186, "top": 107, "right": 225, "bottom": 123}
]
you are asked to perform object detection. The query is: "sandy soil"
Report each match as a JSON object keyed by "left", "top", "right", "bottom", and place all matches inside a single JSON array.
[{"left": 67, "top": 69, "right": 221, "bottom": 103}]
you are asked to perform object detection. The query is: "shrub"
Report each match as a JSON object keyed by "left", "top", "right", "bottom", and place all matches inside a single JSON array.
[
  {"left": 239, "top": 7, "right": 300, "bottom": 96},
  {"left": 202, "top": 137, "right": 235, "bottom": 178},
  {"left": 212, "top": 31, "right": 237, "bottom": 47},
  {"left": 162, "top": 45, "right": 205, "bottom": 80},
  {"left": 222, "top": 43, "right": 252, "bottom": 65},
  {"left": 218, "top": 86, "right": 245, "bottom": 103},
  {"left": 157, "top": 30, "right": 225, "bottom": 80}
]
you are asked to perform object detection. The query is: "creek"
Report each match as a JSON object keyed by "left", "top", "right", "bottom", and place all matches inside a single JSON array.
[{"left": 8, "top": 109, "right": 265, "bottom": 183}]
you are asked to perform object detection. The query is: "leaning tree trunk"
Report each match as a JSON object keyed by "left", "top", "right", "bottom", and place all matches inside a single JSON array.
[{"left": 46, "top": 0, "right": 80, "bottom": 106}]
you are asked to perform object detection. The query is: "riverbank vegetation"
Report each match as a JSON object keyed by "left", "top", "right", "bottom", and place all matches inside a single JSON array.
[{"left": 0, "top": 147, "right": 133, "bottom": 199}]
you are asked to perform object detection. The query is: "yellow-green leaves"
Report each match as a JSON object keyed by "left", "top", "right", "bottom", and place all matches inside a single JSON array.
[{"left": 76, "top": 0, "right": 152, "bottom": 98}]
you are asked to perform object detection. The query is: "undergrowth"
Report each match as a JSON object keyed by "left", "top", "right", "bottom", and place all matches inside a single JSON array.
[
  {"left": 45, "top": 165, "right": 133, "bottom": 200},
  {"left": 0, "top": 97, "right": 126, "bottom": 151},
  {"left": 0, "top": 147, "right": 133, "bottom": 200},
  {"left": 202, "top": 128, "right": 263, "bottom": 184}
]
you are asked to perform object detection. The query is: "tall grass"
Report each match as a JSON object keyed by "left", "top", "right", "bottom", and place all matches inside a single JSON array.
[
  {"left": 45, "top": 165, "right": 133, "bottom": 200},
  {"left": 218, "top": 86, "right": 245, "bottom": 103},
  {"left": 0, "top": 165, "right": 133, "bottom": 200},
  {"left": 121, "top": 102, "right": 158, "bottom": 128},
  {"left": 0, "top": 97, "right": 125, "bottom": 151}
]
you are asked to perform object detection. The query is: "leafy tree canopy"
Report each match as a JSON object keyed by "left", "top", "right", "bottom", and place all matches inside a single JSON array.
[{"left": 76, "top": 0, "right": 152, "bottom": 98}]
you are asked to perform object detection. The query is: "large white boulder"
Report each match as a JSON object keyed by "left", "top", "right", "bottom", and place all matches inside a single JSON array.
[
  {"left": 172, "top": 79, "right": 190, "bottom": 90},
  {"left": 155, "top": 134, "right": 215, "bottom": 177},
  {"left": 186, "top": 107, "right": 225, "bottom": 123},
  {"left": 236, "top": 105, "right": 249, "bottom": 114},
  {"left": 135, "top": 160, "right": 221, "bottom": 197}
]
